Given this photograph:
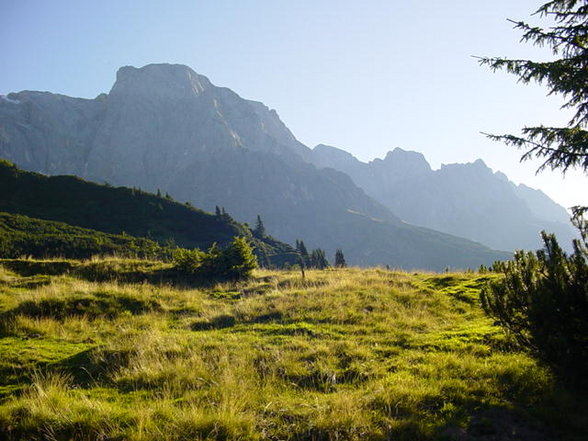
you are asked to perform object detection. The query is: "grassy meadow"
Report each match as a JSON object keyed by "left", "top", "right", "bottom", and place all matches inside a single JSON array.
[{"left": 0, "top": 259, "right": 586, "bottom": 440}]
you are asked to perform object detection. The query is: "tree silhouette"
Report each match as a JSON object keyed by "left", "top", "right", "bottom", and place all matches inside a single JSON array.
[
  {"left": 310, "top": 248, "right": 329, "bottom": 269},
  {"left": 479, "top": 0, "right": 588, "bottom": 386},
  {"left": 296, "top": 239, "right": 309, "bottom": 265},
  {"left": 334, "top": 249, "right": 347, "bottom": 268},
  {"left": 478, "top": 0, "right": 587, "bottom": 224},
  {"left": 253, "top": 214, "right": 266, "bottom": 238}
]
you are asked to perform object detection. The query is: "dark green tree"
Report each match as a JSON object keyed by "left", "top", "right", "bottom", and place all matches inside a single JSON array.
[
  {"left": 478, "top": 0, "right": 588, "bottom": 221},
  {"left": 174, "top": 243, "right": 222, "bottom": 279},
  {"left": 219, "top": 207, "right": 233, "bottom": 222},
  {"left": 296, "top": 239, "right": 310, "bottom": 265},
  {"left": 221, "top": 236, "right": 258, "bottom": 281},
  {"left": 296, "top": 254, "right": 306, "bottom": 278},
  {"left": 198, "top": 242, "right": 223, "bottom": 279},
  {"left": 173, "top": 237, "right": 257, "bottom": 282},
  {"left": 480, "top": 0, "right": 588, "bottom": 385},
  {"left": 310, "top": 248, "right": 330, "bottom": 269},
  {"left": 334, "top": 249, "right": 347, "bottom": 268},
  {"left": 253, "top": 214, "right": 266, "bottom": 238}
]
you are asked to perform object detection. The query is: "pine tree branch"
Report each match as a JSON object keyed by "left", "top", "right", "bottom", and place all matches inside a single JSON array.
[
  {"left": 508, "top": 18, "right": 588, "bottom": 52},
  {"left": 482, "top": 128, "right": 588, "bottom": 173}
]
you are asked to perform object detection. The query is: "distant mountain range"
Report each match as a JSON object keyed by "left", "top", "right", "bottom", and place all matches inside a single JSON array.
[
  {"left": 1, "top": 63, "right": 565, "bottom": 269},
  {"left": 310, "top": 145, "right": 575, "bottom": 251}
]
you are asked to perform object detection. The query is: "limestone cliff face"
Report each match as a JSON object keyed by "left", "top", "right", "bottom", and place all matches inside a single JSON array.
[
  {"left": 86, "top": 64, "right": 311, "bottom": 189},
  {"left": 0, "top": 64, "right": 308, "bottom": 184},
  {"left": 0, "top": 63, "right": 510, "bottom": 269},
  {"left": 0, "top": 91, "right": 105, "bottom": 176},
  {"left": 310, "top": 145, "right": 576, "bottom": 251}
]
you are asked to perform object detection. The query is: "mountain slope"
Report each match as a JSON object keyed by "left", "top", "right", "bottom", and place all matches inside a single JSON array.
[
  {"left": 0, "top": 160, "right": 297, "bottom": 266},
  {"left": 311, "top": 144, "right": 576, "bottom": 251},
  {"left": 0, "top": 63, "right": 509, "bottom": 269},
  {"left": 0, "top": 211, "right": 171, "bottom": 260}
]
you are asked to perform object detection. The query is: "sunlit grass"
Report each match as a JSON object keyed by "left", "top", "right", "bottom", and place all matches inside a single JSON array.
[{"left": 0, "top": 261, "right": 585, "bottom": 440}]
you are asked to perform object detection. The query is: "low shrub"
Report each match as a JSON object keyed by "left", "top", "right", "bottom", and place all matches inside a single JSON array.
[
  {"left": 481, "top": 232, "right": 588, "bottom": 386},
  {"left": 173, "top": 236, "right": 257, "bottom": 283}
]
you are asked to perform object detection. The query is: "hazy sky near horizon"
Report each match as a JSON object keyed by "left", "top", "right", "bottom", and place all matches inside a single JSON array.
[{"left": 1, "top": 0, "right": 586, "bottom": 209}]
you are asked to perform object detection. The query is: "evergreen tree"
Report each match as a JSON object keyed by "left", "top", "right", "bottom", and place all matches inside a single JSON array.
[
  {"left": 310, "top": 248, "right": 329, "bottom": 269},
  {"left": 479, "top": 0, "right": 588, "bottom": 248},
  {"left": 220, "top": 207, "right": 233, "bottom": 222},
  {"left": 173, "top": 237, "right": 257, "bottom": 282},
  {"left": 334, "top": 249, "right": 347, "bottom": 268},
  {"left": 173, "top": 247, "right": 206, "bottom": 274},
  {"left": 198, "top": 242, "right": 223, "bottom": 279},
  {"left": 296, "top": 239, "right": 309, "bottom": 264},
  {"left": 221, "top": 236, "right": 258, "bottom": 280},
  {"left": 253, "top": 214, "right": 266, "bottom": 238},
  {"left": 478, "top": 0, "right": 588, "bottom": 220},
  {"left": 480, "top": 0, "right": 588, "bottom": 386}
]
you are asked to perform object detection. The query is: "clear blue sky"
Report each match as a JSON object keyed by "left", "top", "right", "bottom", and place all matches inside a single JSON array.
[{"left": 1, "top": 0, "right": 586, "bottom": 208}]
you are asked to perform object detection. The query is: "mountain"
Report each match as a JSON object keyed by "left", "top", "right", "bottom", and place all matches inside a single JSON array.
[
  {"left": 0, "top": 160, "right": 297, "bottom": 266},
  {"left": 310, "top": 144, "right": 576, "bottom": 251},
  {"left": 0, "top": 63, "right": 509, "bottom": 269}
]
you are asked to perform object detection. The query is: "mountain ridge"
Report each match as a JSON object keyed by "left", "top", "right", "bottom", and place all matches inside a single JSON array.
[
  {"left": 0, "top": 63, "right": 511, "bottom": 269},
  {"left": 310, "top": 144, "right": 575, "bottom": 251}
]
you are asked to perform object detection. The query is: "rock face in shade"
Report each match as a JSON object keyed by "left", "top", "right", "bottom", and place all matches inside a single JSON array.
[
  {"left": 0, "top": 63, "right": 512, "bottom": 269},
  {"left": 310, "top": 144, "right": 576, "bottom": 251}
]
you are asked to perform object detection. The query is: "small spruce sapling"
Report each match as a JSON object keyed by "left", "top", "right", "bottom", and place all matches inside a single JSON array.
[{"left": 334, "top": 249, "right": 347, "bottom": 268}]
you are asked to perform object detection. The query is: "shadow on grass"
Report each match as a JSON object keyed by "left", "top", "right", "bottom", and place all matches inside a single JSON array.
[
  {"left": 0, "top": 294, "right": 161, "bottom": 326},
  {"left": 430, "top": 375, "right": 588, "bottom": 441},
  {"left": 0, "top": 259, "right": 208, "bottom": 288},
  {"left": 190, "top": 311, "right": 286, "bottom": 331},
  {"left": 191, "top": 314, "right": 237, "bottom": 331},
  {"left": 51, "top": 347, "right": 133, "bottom": 387}
]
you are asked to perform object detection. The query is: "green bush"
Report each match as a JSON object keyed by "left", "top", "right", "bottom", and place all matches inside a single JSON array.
[
  {"left": 221, "top": 236, "right": 258, "bottom": 280},
  {"left": 172, "top": 247, "right": 207, "bottom": 274},
  {"left": 173, "top": 236, "right": 257, "bottom": 282},
  {"left": 481, "top": 232, "right": 588, "bottom": 386}
]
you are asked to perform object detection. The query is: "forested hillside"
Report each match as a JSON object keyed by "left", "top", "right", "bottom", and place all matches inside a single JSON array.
[
  {"left": 0, "top": 212, "right": 172, "bottom": 260},
  {"left": 0, "top": 160, "right": 297, "bottom": 266}
]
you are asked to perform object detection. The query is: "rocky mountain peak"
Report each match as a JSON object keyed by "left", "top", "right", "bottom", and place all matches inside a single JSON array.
[
  {"left": 385, "top": 147, "right": 428, "bottom": 164},
  {"left": 313, "top": 144, "right": 357, "bottom": 160},
  {"left": 472, "top": 158, "right": 489, "bottom": 169},
  {"left": 374, "top": 147, "right": 431, "bottom": 175},
  {"left": 440, "top": 158, "right": 493, "bottom": 177},
  {"left": 110, "top": 63, "right": 212, "bottom": 101}
]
